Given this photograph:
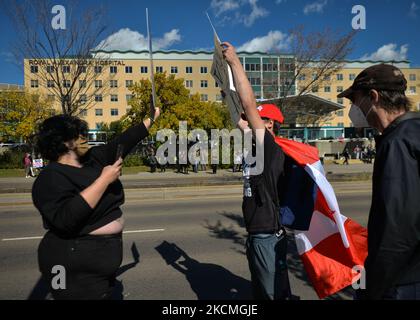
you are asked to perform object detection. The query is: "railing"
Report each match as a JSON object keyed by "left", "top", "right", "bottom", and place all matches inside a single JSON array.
[{"left": 0, "top": 83, "right": 24, "bottom": 91}]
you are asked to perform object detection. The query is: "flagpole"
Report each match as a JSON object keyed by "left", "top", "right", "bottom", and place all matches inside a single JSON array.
[{"left": 146, "top": 8, "right": 156, "bottom": 110}]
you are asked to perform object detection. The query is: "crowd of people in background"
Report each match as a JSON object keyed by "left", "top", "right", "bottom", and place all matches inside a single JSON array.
[{"left": 341, "top": 144, "right": 376, "bottom": 165}]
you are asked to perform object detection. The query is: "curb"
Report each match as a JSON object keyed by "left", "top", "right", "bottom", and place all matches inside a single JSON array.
[{"left": 0, "top": 173, "right": 372, "bottom": 194}]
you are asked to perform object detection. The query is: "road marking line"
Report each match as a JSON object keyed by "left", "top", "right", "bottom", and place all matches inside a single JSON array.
[
  {"left": 2, "top": 236, "right": 43, "bottom": 241},
  {"left": 1, "top": 229, "right": 166, "bottom": 242},
  {"left": 123, "top": 229, "right": 165, "bottom": 234}
]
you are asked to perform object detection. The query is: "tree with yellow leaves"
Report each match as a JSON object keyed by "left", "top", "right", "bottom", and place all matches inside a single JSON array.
[
  {"left": 0, "top": 90, "right": 55, "bottom": 142},
  {"left": 124, "top": 72, "right": 232, "bottom": 135}
]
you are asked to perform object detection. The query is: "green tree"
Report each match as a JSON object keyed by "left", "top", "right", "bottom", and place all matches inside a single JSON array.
[
  {"left": 125, "top": 72, "right": 232, "bottom": 135},
  {"left": 99, "top": 120, "right": 125, "bottom": 141},
  {"left": 0, "top": 90, "right": 55, "bottom": 142}
]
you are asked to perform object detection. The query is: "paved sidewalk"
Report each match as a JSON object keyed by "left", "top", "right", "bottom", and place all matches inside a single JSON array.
[{"left": 0, "top": 163, "right": 373, "bottom": 194}]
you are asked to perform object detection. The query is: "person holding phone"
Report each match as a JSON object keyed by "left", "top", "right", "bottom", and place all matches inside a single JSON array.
[{"left": 32, "top": 107, "right": 160, "bottom": 300}]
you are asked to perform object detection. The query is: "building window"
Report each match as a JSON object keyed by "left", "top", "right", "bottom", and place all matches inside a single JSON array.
[
  {"left": 337, "top": 74, "right": 344, "bottom": 81},
  {"left": 126, "top": 94, "right": 134, "bottom": 101},
  {"left": 126, "top": 80, "right": 133, "bottom": 88},
  {"left": 312, "top": 73, "right": 317, "bottom": 81},
  {"left": 111, "top": 108, "right": 119, "bottom": 116},
  {"left": 95, "top": 108, "right": 103, "bottom": 116},
  {"left": 46, "top": 65, "right": 55, "bottom": 73},
  {"left": 47, "top": 80, "right": 55, "bottom": 88},
  {"left": 156, "top": 66, "right": 163, "bottom": 73},
  {"left": 185, "top": 80, "right": 193, "bottom": 88},
  {"left": 78, "top": 66, "right": 87, "bottom": 73},
  {"left": 262, "top": 63, "right": 276, "bottom": 71},
  {"left": 324, "top": 75, "right": 331, "bottom": 81},
  {"left": 94, "top": 66, "right": 102, "bottom": 74},
  {"left": 110, "top": 66, "right": 118, "bottom": 74},
  {"left": 409, "top": 74, "right": 417, "bottom": 81},
  {"left": 110, "top": 80, "right": 118, "bottom": 88},
  {"left": 349, "top": 74, "right": 356, "bottom": 81},
  {"left": 248, "top": 77, "right": 261, "bottom": 86},
  {"left": 62, "top": 66, "right": 71, "bottom": 73},
  {"left": 63, "top": 80, "right": 71, "bottom": 88},
  {"left": 47, "top": 94, "right": 55, "bottom": 101},
  {"left": 215, "top": 81, "right": 219, "bottom": 88},
  {"left": 200, "top": 94, "right": 208, "bottom": 101},
  {"left": 337, "top": 122, "right": 344, "bottom": 127},
  {"left": 79, "top": 95, "right": 87, "bottom": 104},
  {"left": 200, "top": 80, "right": 208, "bottom": 88},
  {"left": 95, "top": 95, "right": 103, "bottom": 102},
  {"left": 30, "top": 66, "right": 38, "bottom": 73},
  {"left": 337, "top": 98, "right": 344, "bottom": 105},
  {"left": 79, "top": 110, "right": 87, "bottom": 117},
  {"left": 111, "top": 94, "right": 118, "bottom": 102},
  {"left": 246, "top": 63, "right": 262, "bottom": 71},
  {"left": 95, "top": 123, "right": 103, "bottom": 130},
  {"left": 200, "top": 66, "right": 208, "bottom": 74},
  {"left": 186, "top": 66, "right": 193, "bottom": 74},
  {"left": 140, "top": 66, "right": 148, "bottom": 73},
  {"left": 171, "top": 66, "right": 178, "bottom": 74},
  {"left": 337, "top": 86, "right": 343, "bottom": 93},
  {"left": 409, "top": 86, "right": 417, "bottom": 94},
  {"left": 79, "top": 80, "right": 86, "bottom": 88},
  {"left": 30, "top": 80, "right": 39, "bottom": 88},
  {"left": 125, "top": 66, "right": 133, "bottom": 74},
  {"left": 324, "top": 86, "right": 331, "bottom": 93},
  {"left": 95, "top": 80, "right": 103, "bottom": 88},
  {"left": 216, "top": 94, "right": 223, "bottom": 102},
  {"left": 298, "top": 74, "right": 306, "bottom": 81},
  {"left": 311, "top": 86, "right": 319, "bottom": 93},
  {"left": 337, "top": 110, "right": 344, "bottom": 117}
]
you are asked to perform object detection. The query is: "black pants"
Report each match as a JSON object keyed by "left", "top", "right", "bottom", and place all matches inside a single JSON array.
[
  {"left": 383, "top": 282, "right": 420, "bottom": 300},
  {"left": 38, "top": 231, "right": 123, "bottom": 300}
]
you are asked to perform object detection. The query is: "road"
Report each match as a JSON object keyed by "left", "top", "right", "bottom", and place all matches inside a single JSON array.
[{"left": 0, "top": 181, "right": 372, "bottom": 300}]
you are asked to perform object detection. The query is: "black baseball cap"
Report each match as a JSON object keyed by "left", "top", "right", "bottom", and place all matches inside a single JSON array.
[{"left": 338, "top": 64, "right": 408, "bottom": 99}]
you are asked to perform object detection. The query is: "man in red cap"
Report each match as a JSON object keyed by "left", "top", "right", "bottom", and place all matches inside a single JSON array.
[
  {"left": 338, "top": 63, "right": 420, "bottom": 300},
  {"left": 223, "top": 42, "right": 292, "bottom": 300}
]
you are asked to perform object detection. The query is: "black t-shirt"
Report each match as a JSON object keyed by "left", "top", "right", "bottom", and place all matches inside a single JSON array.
[
  {"left": 242, "top": 130, "right": 286, "bottom": 234},
  {"left": 32, "top": 123, "right": 149, "bottom": 238}
]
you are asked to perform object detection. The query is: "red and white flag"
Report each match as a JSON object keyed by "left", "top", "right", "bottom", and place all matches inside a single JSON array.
[{"left": 275, "top": 138, "right": 368, "bottom": 299}]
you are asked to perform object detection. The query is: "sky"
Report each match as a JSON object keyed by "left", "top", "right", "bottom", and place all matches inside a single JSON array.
[{"left": 0, "top": 0, "right": 419, "bottom": 85}]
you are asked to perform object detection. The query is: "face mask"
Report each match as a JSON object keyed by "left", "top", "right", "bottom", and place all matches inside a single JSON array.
[
  {"left": 349, "top": 104, "right": 369, "bottom": 128},
  {"left": 74, "top": 136, "right": 90, "bottom": 157}
]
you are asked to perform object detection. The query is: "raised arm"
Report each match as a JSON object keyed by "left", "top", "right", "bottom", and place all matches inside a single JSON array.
[
  {"left": 90, "top": 107, "right": 161, "bottom": 166},
  {"left": 222, "top": 42, "right": 265, "bottom": 133}
]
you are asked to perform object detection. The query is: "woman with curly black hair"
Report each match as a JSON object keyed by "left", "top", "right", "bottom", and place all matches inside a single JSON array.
[{"left": 32, "top": 108, "right": 160, "bottom": 300}]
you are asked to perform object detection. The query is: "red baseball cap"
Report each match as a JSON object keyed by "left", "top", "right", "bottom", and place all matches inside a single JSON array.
[{"left": 257, "top": 104, "right": 284, "bottom": 124}]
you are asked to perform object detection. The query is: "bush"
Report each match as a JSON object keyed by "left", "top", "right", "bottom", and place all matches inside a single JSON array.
[
  {"left": 123, "top": 154, "right": 145, "bottom": 167},
  {"left": 0, "top": 149, "right": 27, "bottom": 169}
]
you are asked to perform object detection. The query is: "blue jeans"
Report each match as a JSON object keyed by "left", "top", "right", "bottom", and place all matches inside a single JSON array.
[{"left": 246, "top": 231, "right": 291, "bottom": 300}]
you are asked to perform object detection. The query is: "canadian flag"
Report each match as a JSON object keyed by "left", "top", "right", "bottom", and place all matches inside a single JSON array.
[{"left": 275, "top": 138, "right": 368, "bottom": 299}]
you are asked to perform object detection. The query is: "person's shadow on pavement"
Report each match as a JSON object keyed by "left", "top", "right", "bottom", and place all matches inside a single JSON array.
[{"left": 155, "top": 241, "right": 252, "bottom": 300}]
